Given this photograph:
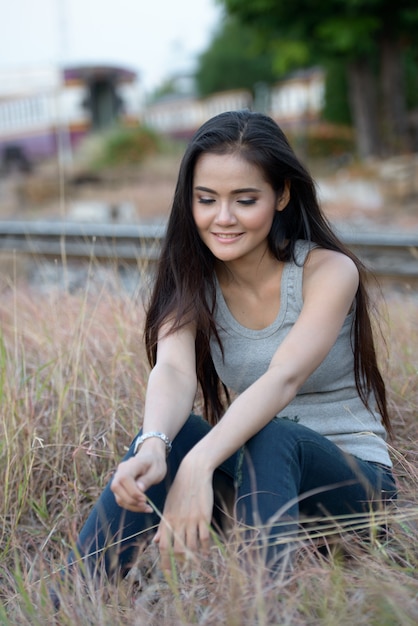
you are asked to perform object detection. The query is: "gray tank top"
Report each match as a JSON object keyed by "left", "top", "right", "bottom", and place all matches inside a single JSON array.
[{"left": 210, "top": 239, "right": 391, "bottom": 467}]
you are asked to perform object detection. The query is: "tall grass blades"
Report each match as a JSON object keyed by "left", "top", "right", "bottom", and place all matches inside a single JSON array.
[{"left": 0, "top": 281, "right": 417, "bottom": 625}]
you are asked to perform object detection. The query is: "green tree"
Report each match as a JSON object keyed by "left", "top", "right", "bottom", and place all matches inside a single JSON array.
[
  {"left": 195, "top": 17, "right": 279, "bottom": 97},
  {"left": 222, "top": 0, "right": 418, "bottom": 157},
  {"left": 322, "top": 60, "right": 352, "bottom": 126}
]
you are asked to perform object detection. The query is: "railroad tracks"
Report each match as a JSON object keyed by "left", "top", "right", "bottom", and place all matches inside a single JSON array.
[
  {"left": 0, "top": 220, "right": 418, "bottom": 282},
  {"left": 0, "top": 220, "right": 166, "bottom": 264}
]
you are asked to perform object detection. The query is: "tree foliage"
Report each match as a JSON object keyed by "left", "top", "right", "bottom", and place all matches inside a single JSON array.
[
  {"left": 322, "top": 60, "right": 352, "bottom": 126},
  {"left": 195, "top": 17, "right": 278, "bottom": 97},
  {"left": 221, "top": 0, "right": 418, "bottom": 156},
  {"left": 223, "top": 0, "right": 418, "bottom": 56}
]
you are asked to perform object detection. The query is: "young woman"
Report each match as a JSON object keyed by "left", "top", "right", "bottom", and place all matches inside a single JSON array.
[{"left": 69, "top": 110, "right": 397, "bottom": 580}]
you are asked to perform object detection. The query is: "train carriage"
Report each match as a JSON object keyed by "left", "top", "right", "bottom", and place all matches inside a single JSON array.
[{"left": 0, "top": 64, "right": 142, "bottom": 172}]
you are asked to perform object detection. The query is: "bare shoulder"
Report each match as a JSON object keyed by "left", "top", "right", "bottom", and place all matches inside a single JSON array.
[
  {"left": 303, "top": 247, "right": 359, "bottom": 297},
  {"left": 305, "top": 246, "right": 358, "bottom": 273}
]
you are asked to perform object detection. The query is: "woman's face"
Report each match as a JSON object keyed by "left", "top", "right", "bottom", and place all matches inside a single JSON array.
[{"left": 192, "top": 152, "right": 289, "bottom": 265}]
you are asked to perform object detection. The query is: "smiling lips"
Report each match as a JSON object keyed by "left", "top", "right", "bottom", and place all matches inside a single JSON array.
[{"left": 212, "top": 232, "right": 244, "bottom": 241}]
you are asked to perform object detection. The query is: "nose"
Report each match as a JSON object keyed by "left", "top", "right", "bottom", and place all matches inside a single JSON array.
[{"left": 214, "top": 201, "right": 237, "bottom": 226}]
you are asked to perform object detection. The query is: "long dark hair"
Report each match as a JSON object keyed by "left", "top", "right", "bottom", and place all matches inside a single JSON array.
[{"left": 144, "top": 110, "right": 390, "bottom": 433}]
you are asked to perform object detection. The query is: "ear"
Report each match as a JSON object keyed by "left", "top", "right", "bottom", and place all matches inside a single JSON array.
[{"left": 276, "top": 180, "right": 291, "bottom": 212}]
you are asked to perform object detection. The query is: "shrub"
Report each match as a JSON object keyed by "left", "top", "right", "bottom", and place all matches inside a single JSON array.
[
  {"left": 92, "top": 125, "right": 160, "bottom": 170},
  {"left": 288, "top": 123, "right": 356, "bottom": 162}
]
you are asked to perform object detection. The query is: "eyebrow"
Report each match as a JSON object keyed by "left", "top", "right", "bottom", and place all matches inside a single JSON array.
[{"left": 194, "top": 186, "right": 262, "bottom": 194}]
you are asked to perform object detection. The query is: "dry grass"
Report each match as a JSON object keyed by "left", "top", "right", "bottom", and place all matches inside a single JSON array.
[{"left": 0, "top": 274, "right": 417, "bottom": 625}]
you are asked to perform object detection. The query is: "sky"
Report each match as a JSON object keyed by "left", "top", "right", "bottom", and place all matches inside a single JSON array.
[{"left": 0, "top": 0, "right": 223, "bottom": 93}]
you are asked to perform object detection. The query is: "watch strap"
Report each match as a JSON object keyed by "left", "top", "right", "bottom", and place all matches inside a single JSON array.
[{"left": 133, "top": 432, "right": 172, "bottom": 456}]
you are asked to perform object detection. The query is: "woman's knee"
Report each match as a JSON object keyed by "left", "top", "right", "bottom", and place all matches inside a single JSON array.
[{"left": 244, "top": 418, "right": 315, "bottom": 460}]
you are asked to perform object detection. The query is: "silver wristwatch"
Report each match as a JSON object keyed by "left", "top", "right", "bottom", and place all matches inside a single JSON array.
[{"left": 133, "top": 432, "right": 172, "bottom": 457}]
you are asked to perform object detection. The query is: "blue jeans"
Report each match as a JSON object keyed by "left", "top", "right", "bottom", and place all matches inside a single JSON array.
[{"left": 69, "top": 415, "right": 397, "bottom": 578}]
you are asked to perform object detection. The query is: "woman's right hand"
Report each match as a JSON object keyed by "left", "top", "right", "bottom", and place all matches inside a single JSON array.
[{"left": 110, "top": 439, "right": 167, "bottom": 513}]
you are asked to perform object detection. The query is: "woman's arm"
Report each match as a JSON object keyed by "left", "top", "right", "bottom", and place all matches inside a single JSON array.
[
  {"left": 142, "top": 321, "right": 198, "bottom": 440},
  {"left": 110, "top": 320, "right": 197, "bottom": 512}
]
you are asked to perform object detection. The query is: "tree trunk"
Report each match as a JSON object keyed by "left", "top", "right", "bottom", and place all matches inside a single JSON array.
[
  {"left": 347, "top": 59, "right": 381, "bottom": 159},
  {"left": 380, "top": 36, "right": 411, "bottom": 155}
]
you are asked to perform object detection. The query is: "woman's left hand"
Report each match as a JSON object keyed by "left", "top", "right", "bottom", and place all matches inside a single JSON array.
[{"left": 153, "top": 454, "right": 214, "bottom": 573}]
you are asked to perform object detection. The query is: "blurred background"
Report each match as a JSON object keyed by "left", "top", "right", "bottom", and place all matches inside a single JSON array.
[{"left": 0, "top": 0, "right": 417, "bottom": 287}]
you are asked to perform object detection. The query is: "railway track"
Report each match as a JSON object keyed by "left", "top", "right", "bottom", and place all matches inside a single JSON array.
[{"left": 0, "top": 220, "right": 418, "bottom": 282}]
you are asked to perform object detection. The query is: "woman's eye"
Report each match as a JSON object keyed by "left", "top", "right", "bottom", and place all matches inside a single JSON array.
[
  {"left": 237, "top": 198, "right": 256, "bottom": 206},
  {"left": 198, "top": 197, "right": 215, "bottom": 205}
]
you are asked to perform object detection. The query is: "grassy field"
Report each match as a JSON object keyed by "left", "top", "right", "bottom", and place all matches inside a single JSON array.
[{"left": 0, "top": 273, "right": 417, "bottom": 625}]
